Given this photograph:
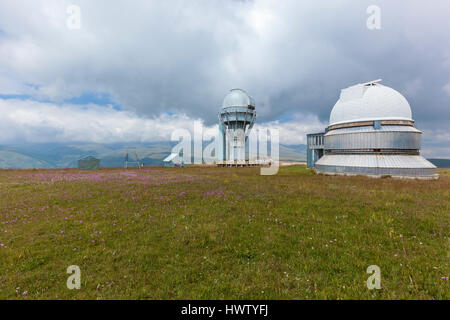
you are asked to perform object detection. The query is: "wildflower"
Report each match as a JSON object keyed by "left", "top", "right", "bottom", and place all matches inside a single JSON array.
[
  {"left": 73, "top": 248, "right": 77, "bottom": 251},
  {"left": 101, "top": 238, "right": 105, "bottom": 242}
]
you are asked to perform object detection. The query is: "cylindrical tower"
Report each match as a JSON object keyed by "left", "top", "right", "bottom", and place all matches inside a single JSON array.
[{"left": 218, "top": 89, "right": 256, "bottom": 163}]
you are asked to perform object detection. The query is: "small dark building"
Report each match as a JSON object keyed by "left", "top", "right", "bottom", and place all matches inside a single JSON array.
[{"left": 78, "top": 156, "right": 100, "bottom": 170}]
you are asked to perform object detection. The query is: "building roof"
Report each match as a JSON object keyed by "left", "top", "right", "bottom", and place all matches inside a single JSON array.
[
  {"left": 163, "top": 153, "right": 178, "bottom": 162},
  {"left": 329, "top": 81, "right": 413, "bottom": 126},
  {"left": 222, "top": 88, "right": 255, "bottom": 108},
  {"left": 78, "top": 155, "right": 99, "bottom": 161}
]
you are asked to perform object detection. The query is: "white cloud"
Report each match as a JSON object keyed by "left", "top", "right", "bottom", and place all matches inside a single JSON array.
[
  {"left": 254, "top": 114, "right": 326, "bottom": 145},
  {"left": 0, "top": 98, "right": 324, "bottom": 145},
  {"left": 0, "top": 98, "right": 198, "bottom": 143}
]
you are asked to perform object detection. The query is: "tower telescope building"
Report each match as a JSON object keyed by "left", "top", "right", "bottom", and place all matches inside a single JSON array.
[
  {"left": 217, "top": 89, "right": 257, "bottom": 166},
  {"left": 307, "top": 80, "right": 437, "bottom": 179}
]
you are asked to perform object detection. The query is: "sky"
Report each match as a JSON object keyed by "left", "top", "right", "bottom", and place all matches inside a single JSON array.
[{"left": 0, "top": 0, "right": 449, "bottom": 157}]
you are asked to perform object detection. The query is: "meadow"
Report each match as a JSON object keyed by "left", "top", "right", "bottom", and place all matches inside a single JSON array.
[{"left": 0, "top": 166, "right": 448, "bottom": 299}]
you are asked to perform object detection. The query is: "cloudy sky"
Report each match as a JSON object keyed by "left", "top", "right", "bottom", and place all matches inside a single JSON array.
[{"left": 0, "top": 0, "right": 449, "bottom": 156}]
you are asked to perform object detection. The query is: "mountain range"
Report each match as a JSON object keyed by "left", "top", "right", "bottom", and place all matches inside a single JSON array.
[
  {"left": 1, "top": 143, "right": 448, "bottom": 169},
  {"left": 0, "top": 142, "right": 307, "bottom": 169}
]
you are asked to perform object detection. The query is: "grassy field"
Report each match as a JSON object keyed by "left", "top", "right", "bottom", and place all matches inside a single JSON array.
[{"left": 0, "top": 166, "right": 448, "bottom": 299}]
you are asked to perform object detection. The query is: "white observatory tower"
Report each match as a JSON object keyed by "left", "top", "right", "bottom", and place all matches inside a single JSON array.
[{"left": 218, "top": 89, "right": 257, "bottom": 164}]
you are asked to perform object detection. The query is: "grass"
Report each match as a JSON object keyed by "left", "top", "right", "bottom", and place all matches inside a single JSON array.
[{"left": 0, "top": 166, "right": 448, "bottom": 299}]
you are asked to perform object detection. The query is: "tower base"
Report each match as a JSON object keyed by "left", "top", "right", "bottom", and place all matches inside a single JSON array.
[{"left": 216, "top": 160, "right": 271, "bottom": 167}]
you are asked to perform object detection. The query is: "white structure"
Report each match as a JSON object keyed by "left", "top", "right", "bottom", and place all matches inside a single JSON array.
[
  {"left": 217, "top": 89, "right": 257, "bottom": 166},
  {"left": 163, "top": 153, "right": 185, "bottom": 167},
  {"left": 329, "top": 79, "right": 413, "bottom": 125},
  {"left": 313, "top": 80, "right": 437, "bottom": 179}
]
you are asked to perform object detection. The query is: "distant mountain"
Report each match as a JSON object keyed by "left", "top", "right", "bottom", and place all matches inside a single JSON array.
[
  {"left": 279, "top": 144, "right": 307, "bottom": 161},
  {"left": 5, "top": 142, "right": 448, "bottom": 169},
  {"left": 0, "top": 142, "right": 174, "bottom": 169},
  {"left": 0, "top": 142, "right": 307, "bottom": 169},
  {"left": 428, "top": 158, "right": 450, "bottom": 168}
]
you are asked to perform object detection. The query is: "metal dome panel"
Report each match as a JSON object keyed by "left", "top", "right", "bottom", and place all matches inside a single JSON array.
[
  {"left": 222, "top": 88, "right": 255, "bottom": 108},
  {"left": 329, "top": 82, "right": 413, "bottom": 126}
]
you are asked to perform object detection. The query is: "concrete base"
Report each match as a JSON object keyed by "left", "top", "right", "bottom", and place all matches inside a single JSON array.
[
  {"left": 314, "top": 169, "right": 439, "bottom": 180},
  {"left": 216, "top": 160, "right": 271, "bottom": 167}
]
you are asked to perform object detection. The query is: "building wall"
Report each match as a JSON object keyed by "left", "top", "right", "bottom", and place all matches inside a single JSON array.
[
  {"left": 314, "top": 124, "right": 436, "bottom": 178},
  {"left": 78, "top": 158, "right": 100, "bottom": 170},
  {"left": 306, "top": 133, "right": 325, "bottom": 168},
  {"left": 325, "top": 126, "right": 421, "bottom": 151},
  {"left": 218, "top": 106, "right": 256, "bottom": 162},
  {"left": 316, "top": 163, "right": 435, "bottom": 177}
]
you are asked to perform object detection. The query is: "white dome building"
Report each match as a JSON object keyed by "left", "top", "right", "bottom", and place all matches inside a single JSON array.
[
  {"left": 222, "top": 88, "right": 256, "bottom": 109},
  {"left": 329, "top": 84, "right": 413, "bottom": 126},
  {"left": 309, "top": 80, "right": 437, "bottom": 179},
  {"left": 217, "top": 89, "right": 257, "bottom": 165}
]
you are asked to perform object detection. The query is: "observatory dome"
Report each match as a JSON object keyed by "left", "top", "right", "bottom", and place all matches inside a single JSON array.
[
  {"left": 222, "top": 88, "right": 255, "bottom": 108},
  {"left": 308, "top": 80, "right": 437, "bottom": 179},
  {"left": 329, "top": 82, "right": 413, "bottom": 126}
]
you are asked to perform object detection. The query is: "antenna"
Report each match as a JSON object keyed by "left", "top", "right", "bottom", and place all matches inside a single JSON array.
[
  {"left": 124, "top": 147, "right": 141, "bottom": 169},
  {"left": 361, "top": 79, "right": 382, "bottom": 86}
]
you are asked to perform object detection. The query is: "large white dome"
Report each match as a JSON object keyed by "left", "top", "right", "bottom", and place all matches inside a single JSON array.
[
  {"left": 329, "top": 82, "right": 413, "bottom": 126},
  {"left": 222, "top": 88, "right": 255, "bottom": 108}
]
